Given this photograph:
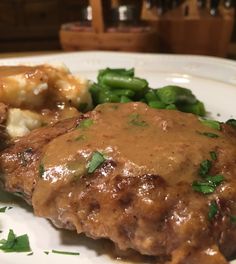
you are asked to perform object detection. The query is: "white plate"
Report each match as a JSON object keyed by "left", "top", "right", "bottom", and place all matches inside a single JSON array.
[{"left": 0, "top": 51, "right": 236, "bottom": 264}]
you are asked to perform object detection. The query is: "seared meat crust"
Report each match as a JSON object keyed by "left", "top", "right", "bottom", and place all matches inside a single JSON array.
[
  {"left": 0, "top": 102, "right": 9, "bottom": 151},
  {"left": 0, "top": 115, "right": 85, "bottom": 201},
  {"left": 1, "top": 102, "right": 236, "bottom": 264}
]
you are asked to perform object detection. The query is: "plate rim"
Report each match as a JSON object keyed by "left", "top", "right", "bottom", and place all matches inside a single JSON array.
[{"left": 0, "top": 51, "right": 236, "bottom": 264}]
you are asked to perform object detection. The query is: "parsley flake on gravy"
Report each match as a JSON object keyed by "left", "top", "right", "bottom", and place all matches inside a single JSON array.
[
  {"left": 74, "top": 135, "right": 86, "bottom": 141},
  {"left": 77, "top": 119, "right": 94, "bottom": 129},
  {"left": 193, "top": 149, "right": 225, "bottom": 196},
  {"left": 87, "top": 151, "right": 105, "bottom": 173},
  {"left": 192, "top": 181, "right": 215, "bottom": 194},
  {"left": 197, "top": 131, "right": 219, "bottom": 138},
  {"left": 205, "top": 174, "right": 225, "bottom": 186},
  {"left": 230, "top": 215, "right": 236, "bottom": 223},
  {"left": 210, "top": 151, "right": 217, "bottom": 161},
  {"left": 200, "top": 119, "right": 221, "bottom": 130},
  {"left": 208, "top": 201, "right": 218, "bottom": 220},
  {"left": 129, "top": 113, "right": 148, "bottom": 127},
  {"left": 198, "top": 160, "right": 212, "bottom": 177},
  {"left": 192, "top": 175, "right": 225, "bottom": 195},
  {"left": 0, "top": 229, "right": 31, "bottom": 253},
  {"left": 39, "top": 163, "right": 45, "bottom": 177}
]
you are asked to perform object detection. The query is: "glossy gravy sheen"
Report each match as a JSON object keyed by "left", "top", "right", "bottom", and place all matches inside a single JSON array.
[
  {"left": 40, "top": 103, "right": 232, "bottom": 186},
  {"left": 31, "top": 103, "right": 236, "bottom": 264}
]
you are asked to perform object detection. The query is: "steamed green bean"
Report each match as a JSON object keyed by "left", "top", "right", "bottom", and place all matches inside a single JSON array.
[
  {"left": 156, "top": 85, "right": 197, "bottom": 105},
  {"left": 89, "top": 68, "right": 207, "bottom": 117}
]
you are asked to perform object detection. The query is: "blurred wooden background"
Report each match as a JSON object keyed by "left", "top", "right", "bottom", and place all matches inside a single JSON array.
[
  {"left": 0, "top": 0, "right": 235, "bottom": 57},
  {"left": 0, "top": 0, "right": 86, "bottom": 51}
]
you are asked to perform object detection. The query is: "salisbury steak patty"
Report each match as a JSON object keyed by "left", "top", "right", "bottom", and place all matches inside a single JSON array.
[
  {"left": 0, "top": 114, "right": 85, "bottom": 202},
  {"left": 1, "top": 102, "right": 236, "bottom": 264}
]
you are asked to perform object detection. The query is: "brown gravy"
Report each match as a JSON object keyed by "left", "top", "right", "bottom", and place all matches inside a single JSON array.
[
  {"left": 2, "top": 102, "right": 236, "bottom": 263},
  {"left": 41, "top": 102, "right": 232, "bottom": 187}
]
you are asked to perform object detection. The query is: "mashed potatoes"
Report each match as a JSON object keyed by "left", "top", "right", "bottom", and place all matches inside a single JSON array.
[
  {"left": 0, "top": 63, "right": 91, "bottom": 138},
  {"left": 0, "top": 63, "right": 91, "bottom": 110},
  {"left": 6, "top": 108, "right": 42, "bottom": 138}
]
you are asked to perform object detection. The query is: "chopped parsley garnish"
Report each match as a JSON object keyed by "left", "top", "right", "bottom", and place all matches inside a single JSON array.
[
  {"left": 193, "top": 149, "right": 225, "bottom": 196},
  {"left": 0, "top": 206, "right": 7, "bottom": 213},
  {"left": 78, "top": 119, "right": 94, "bottom": 129},
  {"left": 110, "top": 105, "right": 119, "bottom": 110},
  {"left": 87, "top": 151, "right": 105, "bottom": 173},
  {"left": 200, "top": 119, "right": 221, "bottom": 130},
  {"left": 44, "top": 251, "right": 49, "bottom": 255},
  {"left": 205, "top": 174, "right": 225, "bottom": 186},
  {"left": 230, "top": 215, "right": 236, "bottom": 223},
  {"left": 0, "top": 229, "right": 31, "bottom": 252},
  {"left": 39, "top": 163, "right": 45, "bottom": 177},
  {"left": 74, "top": 135, "right": 86, "bottom": 141},
  {"left": 210, "top": 151, "right": 217, "bottom": 161},
  {"left": 129, "top": 113, "right": 148, "bottom": 127},
  {"left": 208, "top": 201, "right": 218, "bottom": 220},
  {"left": 0, "top": 206, "right": 12, "bottom": 213},
  {"left": 226, "top": 119, "right": 236, "bottom": 128},
  {"left": 197, "top": 131, "right": 219, "bottom": 138},
  {"left": 199, "top": 160, "right": 212, "bottom": 177},
  {"left": 192, "top": 181, "right": 215, "bottom": 194},
  {"left": 52, "top": 249, "right": 80, "bottom": 256},
  {"left": 192, "top": 175, "right": 225, "bottom": 194},
  {"left": 130, "top": 119, "right": 148, "bottom": 127},
  {"left": 27, "top": 252, "right": 34, "bottom": 256}
]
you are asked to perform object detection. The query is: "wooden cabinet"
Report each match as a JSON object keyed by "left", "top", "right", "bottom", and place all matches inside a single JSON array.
[
  {"left": 0, "top": 1, "right": 18, "bottom": 27},
  {"left": 60, "top": 0, "right": 88, "bottom": 22},
  {"left": 23, "top": 0, "right": 59, "bottom": 27},
  {"left": 0, "top": 0, "right": 87, "bottom": 52},
  {"left": 0, "top": 0, "right": 235, "bottom": 55}
]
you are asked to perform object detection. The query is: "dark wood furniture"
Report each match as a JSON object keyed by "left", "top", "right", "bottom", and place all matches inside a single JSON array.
[
  {"left": 142, "top": 0, "right": 235, "bottom": 57},
  {"left": 0, "top": 0, "right": 235, "bottom": 57},
  {"left": 60, "top": 0, "right": 158, "bottom": 52},
  {"left": 0, "top": 0, "right": 87, "bottom": 52}
]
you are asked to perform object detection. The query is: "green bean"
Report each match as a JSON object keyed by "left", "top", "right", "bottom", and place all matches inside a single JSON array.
[
  {"left": 226, "top": 119, "right": 236, "bottom": 128},
  {"left": 148, "top": 100, "right": 166, "bottom": 109},
  {"left": 100, "top": 73, "right": 148, "bottom": 92},
  {"left": 120, "top": 96, "right": 132, "bottom": 103},
  {"left": 98, "top": 90, "right": 120, "bottom": 104},
  {"left": 178, "top": 100, "right": 206, "bottom": 116},
  {"left": 112, "top": 89, "right": 135, "bottom": 97},
  {"left": 156, "top": 86, "right": 197, "bottom": 104},
  {"left": 99, "top": 68, "right": 134, "bottom": 78},
  {"left": 89, "top": 68, "right": 207, "bottom": 117},
  {"left": 145, "top": 90, "right": 159, "bottom": 102},
  {"left": 200, "top": 119, "right": 221, "bottom": 130},
  {"left": 98, "top": 68, "right": 134, "bottom": 83},
  {"left": 89, "top": 83, "right": 100, "bottom": 105},
  {"left": 139, "top": 98, "right": 147, "bottom": 103},
  {"left": 165, "top": 104, "right": 177, "bottom": 110}
]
